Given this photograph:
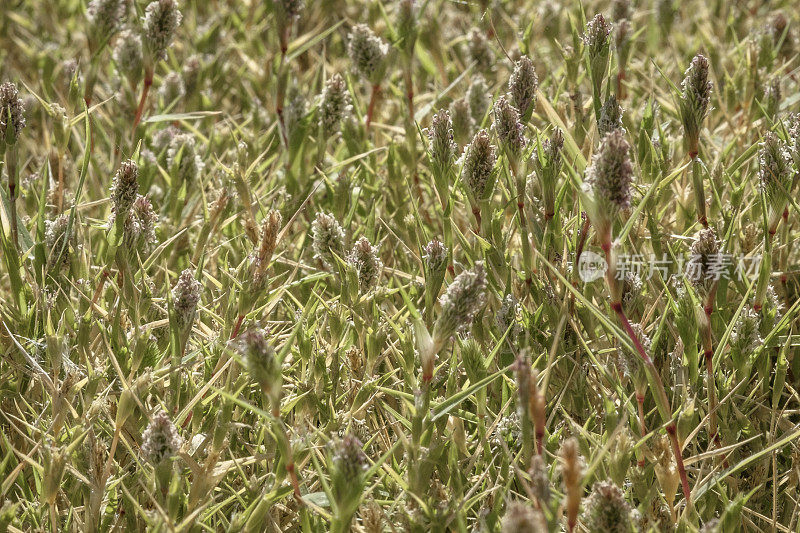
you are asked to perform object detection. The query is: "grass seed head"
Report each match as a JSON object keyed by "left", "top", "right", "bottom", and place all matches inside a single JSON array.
[
  {"left": 110, "top": 159, "right": 139, "bottom": 220},
  {"left": 171, "top": 268, "right": 201, "bottom": 333},
  {"left": 680, "top": 53, "right": 712, "bottom": 155},
  {"left": 142, "top": 0, "right": 182, "bottom": 64},
  {"left": 460, "top": 129, "right": 497, "bottom": 201},
  {"left": 433, "top": 261, "right": 487, "bottom": 345},
  {"left": 86, "top": 0, "right": 125, "bottom": 47},
  {"left": 348, "top": 236, "right": 382, "bottom": 293},
  {"left": 427, "top": 109, "right": 457, "bottom": 176},
  {"left": 508, "top": 55, "right": 538, "bottom": 119},
  {"left": 492, "top": 94, "right": 526, "bottom": 157},
  {"left": 347, "top": 24, "right": 389, "bottom": 85},
  {"left": 141, "top": 410, "right": 182, "bottom": 464},
  {"left": 0, "top": 82, "right": 26, "bottom": 145},
  {"left": 319, "top": 73, "right": 352, "bottom": 138},
  {"left": 501, "top": 501, "right": 547, "bottom": 532},
  {"left": 581, "top": 480, "right": 634, "bottom": 533},
  {"left": 312, "top": 212, "right": 346, "bottom": 269},
  {"left": 448, "top": 97, "right": 474, "bottom": 146}
]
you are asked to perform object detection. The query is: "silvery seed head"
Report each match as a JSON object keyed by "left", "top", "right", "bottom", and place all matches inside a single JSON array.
[
  {"left": 680, "top": 54, "right": 712, "bottom": 156},
  {"left": 166, "top": 133, "right": 204, "bottom": 186},
  {"left": 528, "top": 454, "right": 551, "bottom": 506},
  {"left": 238, "top": 327, "right": 281, "bottom": 399},
  {"left": 113, "top": 30, "right": 144, "bottom": 85},
  {"left": 730, "top": 308, "right": 762, "bottom": 354},
  {"left": 348, "top": 236, "right": 382, "bottom": 293},
  {"left": 0, "top": 82, "right": 26, "bottom": 144},
  {"left": 423, "top": 239, "right": 448, "bottom": 274},
  {"left": 598, "top": 94, "right": 624, "bottom": 136},
  {"left": 502, "top": 501, "right": 547, "bottom": 533},
  {"left": 467, "top": 28, "right": 493, "bottom": 72},
  {"left": 312, "top": 212, "right": 346, "bottom": 269},
  {"left": 86, "top": 0, "right": 125, "bottom": 47},
  {"left": 467, "top": 75, "right": 490, "bottom": 123},
  {"left": 612, "top": 0, "right": 632, "bottom": 21},
  {"left": 45, "top": 214, "right": 74, "bottom": 271},
  {"left": 159, "top": 72, "right": 185, "bottom": 106},
  {"left": 687, "top": 227, "right": 721, "bottom": 288},
  {"left": 395, "top": 0, "right": 418, "bottom": 53},
  {"left": 427, "top": 109, "right": 457, "bottom": 177},
  {"left": 142, "top": 0, "right": 182, "bottom": 63},
  {"left": 508, "top": 55, "right": 538, "bottom": 119},
  {"left": 581, "top": 480, "right": 634, "bottom": 533},
  {"left": 123, "top": 195, "right": 158, "bottom": 255},
  {"left": 583, "top": 14, "right": 612, "bottom": 86},
  {"left": 330, "top": 434, "right": 368, "bottom": 515},
  {"left": 347, "top": 24, "right": 389, "bottom": 85},
  {"left": 141, "top": 410, "right": 182, "bottom": 464},
  {"left": 492, "top": 94, "right": 526, "bottom": 157},
  {"left": 584, "top": 130, "right": 632, "bottom": 234},
  {"left": 110, "top": 159, "right": 139, "bottom": 220},
  {"left": 460, "top": 129, "right": 497, "bottom": 200},
  {"left": 318, "top": 73, "right": 352, "bottom": 138},
  {"left": 182, "top": 54, "right": 203, "bottom": 96},
  {"left": 449, "top": 97, "right": 474, "bottom": 146},
  {"left": 433, "top": 262, "right": 487, "bottom": 343},
  {"left": 758, "top": 132, "right": 792, "bottom": 224},
  {"left": 172, "top": 268, "right": 201, "bottom": 333}
]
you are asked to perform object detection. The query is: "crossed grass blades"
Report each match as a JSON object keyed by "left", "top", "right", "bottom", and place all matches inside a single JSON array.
[{"left": 1, "top": 0, "right": 800, "bottom": 531}]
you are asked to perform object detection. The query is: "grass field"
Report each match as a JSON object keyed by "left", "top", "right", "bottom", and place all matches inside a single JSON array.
[{"left": 1, "top": 0, "right": 800, "bottom": 531}]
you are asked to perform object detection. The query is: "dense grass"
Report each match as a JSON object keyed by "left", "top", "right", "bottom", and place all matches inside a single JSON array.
[{"left": 1, "top": 0, "right": 800, "bottom": 531}]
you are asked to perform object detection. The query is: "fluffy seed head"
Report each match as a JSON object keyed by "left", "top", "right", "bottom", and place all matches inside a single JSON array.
[
  {"left": 0, "top": 82, "right": 26, "bottom": 143},
  {"left": 687, "top": 227, "right": 722, "bottom": 287},
  {"left": 461, "top": 129, "right": 497, "bottom": 200},
  {"left": 434, "top": 262, "right": 487, "bottom": 341},
  {"left": 583, "top": 14, "right": 612, "bottom": 59},
  {"left": 159, "top": 72, "right": 185, "bottom": 106},
  {"left": 581, "top": 480, "right": 634, "bottom": 533},
  {"left": 427, "top": 110, "right": 458, "bottom": 175},
  {"left": 468, "top": 28, "right": 493, "bottom": 71},
  {"left": 348, "top": 237, "right": 382, "bottom": 293},
  {"left": 113, "top": 30, "right": 144, "bottom": 83},
  {"left": 423, "top": 239, "right": 448, "bottom": 274},
  {"left": 45, "top": 214, "right": 74, "bottom": 271},
  {"left": 449, "top": 97, "right": 474, "bottom": 145},
  {"left": 467, "top": 75, "right": 490, "bottom": 122},
  {"left": 331, "top": 433, "right": 368, "bottom": 481},
  {"left": 238, "top": 328, "right": 281, "bottom": 397},
  {"left": 585, "top": 130, "right": 633, "bottom": 215},
  {"left": 110, "top": 159, "right": 139, "bottom": 219},
  {"left": 167, "top": 133, "right": 204, "bottom": 186},
  {"left": 86, "top": 0, "right": 125, "bottom": 45},
  {"left": 312, "top": 212, "right": 346, "bottom": 269},
  {"left": 502, "top": 502, "right": 547, "bottom": 533},
  {"left": 492, "top": 94, "right": 526, "bottom": 156},
  {"left": 508, "top": 55, "right": 538, "bottom": 118},
  {"left": 141, "top": 410, "right": 182, "bottom": 464},
  {"left": 680, "top": 54, "right": 713, "bottom": 153},
  {"left": 123, "top": 195, "right": 159, "bottom": 255},
  {"left": 142, "top": 0, "right": 182, "bottom": 62},
  {"left": 172, "top": 268, "right": 201, "bottom": 333},
  {"left": 758, "top": 131, "right": 792, "bottom": 200},
  {"left": 731, "top": 308, "right": 762, "bottom": 354},
  {"left": 319, "top": 74, "right": 352, "bottom": 138},
  {"left": 347, "top": 24, "right": 389, "bottom": 84},
  {"left": 598, "top": 94, "right": 624, "bottom": 136}
]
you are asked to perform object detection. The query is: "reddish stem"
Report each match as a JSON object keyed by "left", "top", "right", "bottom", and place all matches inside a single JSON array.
[{"left": 132, "top": 76, "right": 153, "bottom": 133}]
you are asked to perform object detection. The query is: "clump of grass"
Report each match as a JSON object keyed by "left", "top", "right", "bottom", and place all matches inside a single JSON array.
[{"left": 2, "top": 0, "right": 800, "bottom": 531}]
